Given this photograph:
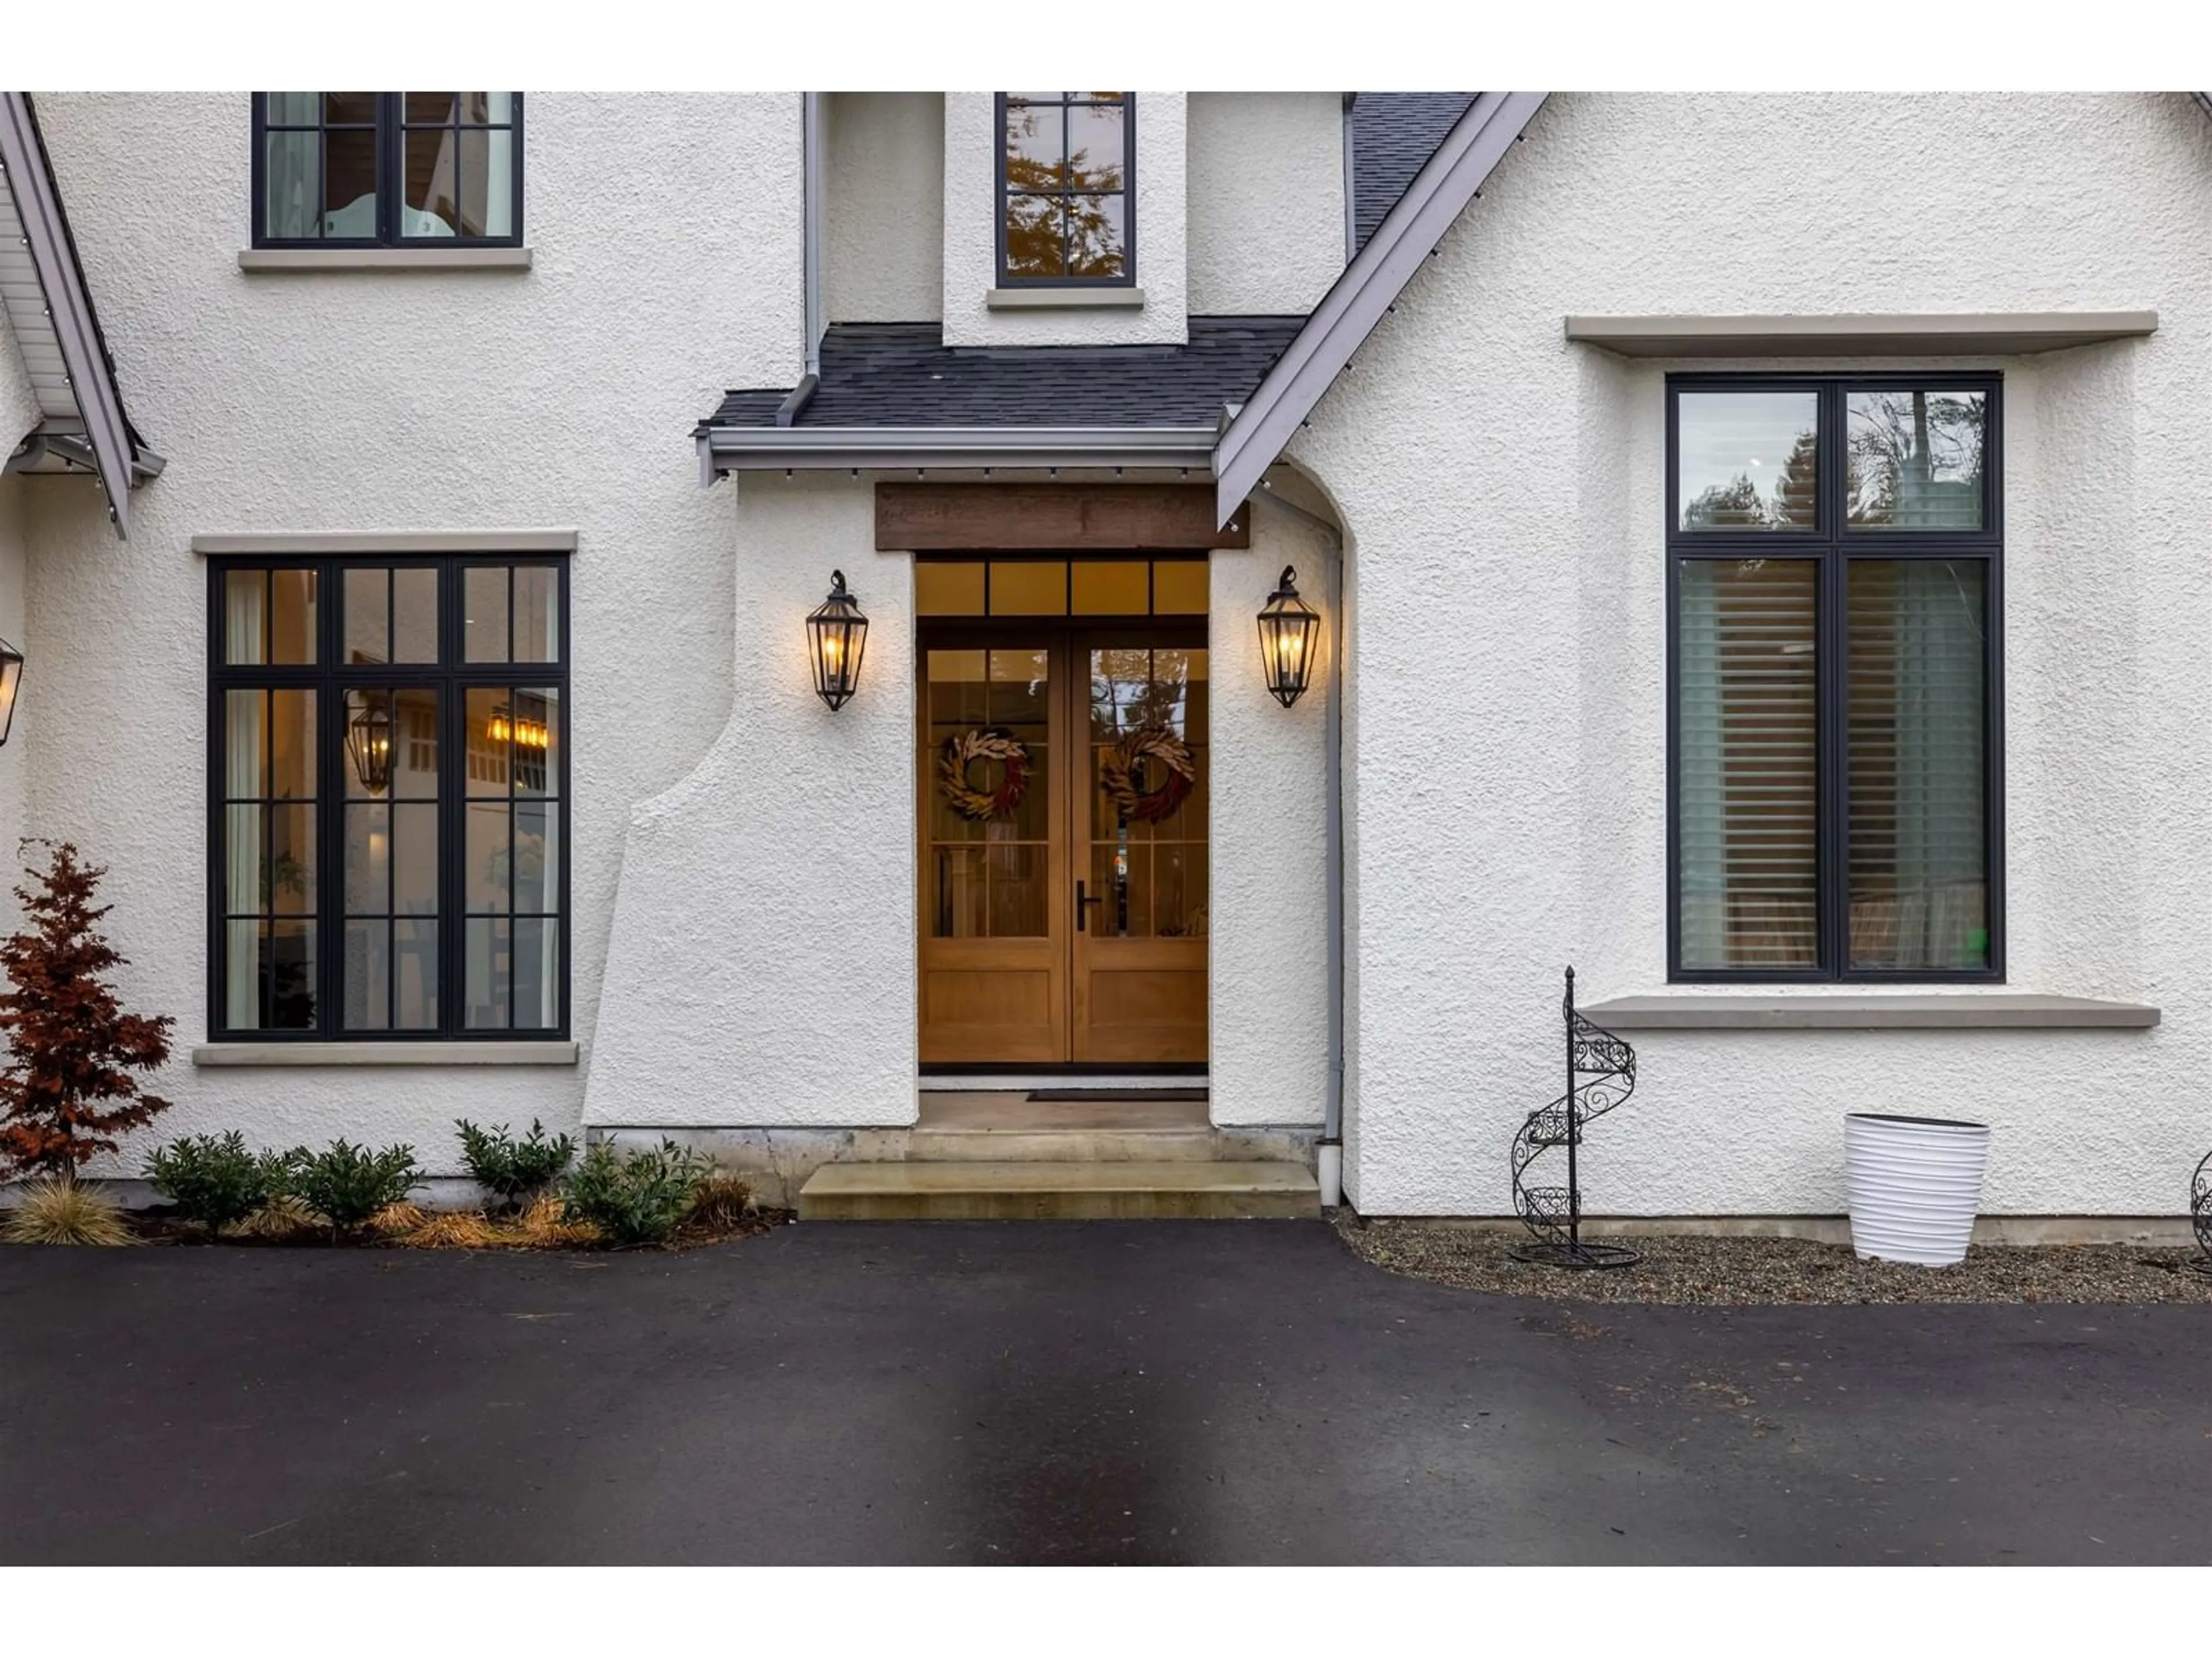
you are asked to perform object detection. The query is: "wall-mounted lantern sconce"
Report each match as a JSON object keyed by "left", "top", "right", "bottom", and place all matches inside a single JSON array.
[
  {"left": 806, "top": 569, "right": 869, "bottom": 711},
  {"left": 1255, "top": 566, "right": 1319, "bottom": 709},
  {"left": 344, "top": 690, "right": 393, "bottom": 794},
  {"left": 0, "top": 638, "right": 22, "bottom": 746}
]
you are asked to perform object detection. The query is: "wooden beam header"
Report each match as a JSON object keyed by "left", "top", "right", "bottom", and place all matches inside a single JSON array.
[{"left": 876, "top": 483, "right": 1250, "bottom": 552}]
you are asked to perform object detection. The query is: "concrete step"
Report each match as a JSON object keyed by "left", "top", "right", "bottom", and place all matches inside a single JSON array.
[
  {"left": 798, "top": 1159, "right": 1321, "bottom": 1221},
  {"left": 887, "top": 1127, "right": 1304, "bottom": 1164}
]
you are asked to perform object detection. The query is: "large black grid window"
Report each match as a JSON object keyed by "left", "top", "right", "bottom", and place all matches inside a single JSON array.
[
  {"left": 210, "top": 555, "right": 568, "bottom": 1039},
  {"left": 253, "top": 93, "right": 523, "bottom": 247},
  {"left": 1668, "top": 374, "right": 2003, "bottom": 983},
  {"left": 997, "top": 92, "right": 1134, "bottom": 285}
]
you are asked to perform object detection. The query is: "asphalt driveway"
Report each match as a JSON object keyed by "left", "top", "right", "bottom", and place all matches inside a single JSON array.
[{"left": 2, "top": 1220, "right": 2206, "bottom": 1565}]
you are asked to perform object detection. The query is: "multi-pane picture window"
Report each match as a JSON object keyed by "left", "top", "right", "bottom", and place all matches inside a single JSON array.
[
  {"left": 998, "top": 93, "right": 1134, "bottom": 284},
  {"left": 254, "top": 93, "right": 522, "bottom": 247},
  {"left": 211, "top": 555, "right": 567, "bottom": 1038},
  {"left": 1669, "top": 376, "right": 1999, "bottom": 981}
]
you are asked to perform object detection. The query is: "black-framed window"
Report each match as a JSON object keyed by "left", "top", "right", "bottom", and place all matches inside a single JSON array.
[
  {"left": 253, "top": 93, "right": 524, "bottom": 248},
  {"left": 997, "top": 92, "right": 1134, "bottom": 285},
  {"left": 1668, "top": 374, "right": 2002, "bottom": 982},
  {"left": 209, "top": 555, "right": 569, "bottom": 1039}
]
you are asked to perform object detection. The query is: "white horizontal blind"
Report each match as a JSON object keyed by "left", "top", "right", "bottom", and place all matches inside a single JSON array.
[
  {"left": 1677, "top": 558, "right": 1819, "bottom": 970},
  {"left": 1846, "top": 559, "right": 1989, "bottom": 969}
]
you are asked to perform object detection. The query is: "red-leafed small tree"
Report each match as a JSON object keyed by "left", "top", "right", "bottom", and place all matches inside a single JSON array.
[{"left": 0, "top": 840, "right": 175, "bottom": 1181}]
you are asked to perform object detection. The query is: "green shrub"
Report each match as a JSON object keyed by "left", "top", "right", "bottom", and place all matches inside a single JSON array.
[
  {"left": 558, "top": 1139, "right": 710, "bottom": 1246},
  {"left": 454, "top": 1118, "right": 576, "bottom": 1210},
  {"left": 144, "top": 1131, "right": 285, "bottom": 1229},
  {"left": 283, "top": 1141, "right": 424, "bottom": 1233}
]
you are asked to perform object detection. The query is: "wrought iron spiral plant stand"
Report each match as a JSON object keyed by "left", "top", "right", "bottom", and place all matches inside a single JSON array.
[
  {"left": 2191, "top": 1149, "right": 2212, "bottom": 1276},
  {"left": 1509, "top": 967, "right": 1641, "bottom": 1270}
]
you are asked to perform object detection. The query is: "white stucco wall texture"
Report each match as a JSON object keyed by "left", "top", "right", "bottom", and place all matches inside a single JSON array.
[
  {"left": 825, "top": 92, "right": 945, "bottom": 325},
  {"left": 1297, "top": 91, "right": 2212, "bottom": 1216},
  {"left": 1185, "top": 93, "right": 1344, "bottom": 318},
  {"left": 15, "top": 91, "right": 803, "bottom": 1173}
]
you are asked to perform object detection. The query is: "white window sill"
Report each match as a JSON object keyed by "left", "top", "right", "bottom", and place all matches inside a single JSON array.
[
  {"left": 238, "top": 247, "right": 533, "bottom": 272},
  {"left": 986, "top": 286, "right": 1145, "bottom": 311},
  {"left": 1580, "top": 995, "right": 2159, "bottom": 1031},
  {"left": 193, "top": 1041, "right": 578, "bottom": 1067}
]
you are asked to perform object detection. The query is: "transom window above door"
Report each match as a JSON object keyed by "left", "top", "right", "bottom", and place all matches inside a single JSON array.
[
  {"left": 998, "top": 93, "right": 1134, "bottom": 284},
  {"left": 1668, "top": 375, "right": 2001, "bottom": 982},
  {"left": 915, "top": 557, "right": 1203, "bottom": 618},
  {"left": 252, "top": 93, "right": 523, "bottom": 247}
]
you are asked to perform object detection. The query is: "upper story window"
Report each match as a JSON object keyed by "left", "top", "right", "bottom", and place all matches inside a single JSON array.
[
  {"left": 210, "top": 554, "right": 568, "bottom": 1039},
  {"left": 252, "top": 93, "right": 523, "bottom": 248},
  {"left": 998, "top": 92, "right": 1134, "bottom": 285},
  {"left": 1668, "top": 374, "right": 2001, "bottom": 983}
]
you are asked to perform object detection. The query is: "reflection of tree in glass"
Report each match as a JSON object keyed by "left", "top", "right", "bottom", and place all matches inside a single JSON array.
[
  {"left": 1091, "top": 654, "right": 1188, "bottom": 737},
  {"left": 1684, "top": 429, "right": 1818, "bottom": 529},
  {"left": 1003, "top": 100, "right": 1126, "bottom": 279},
  {"left": 1849, "top": 392, "right": 1983, "bottom": 526}
]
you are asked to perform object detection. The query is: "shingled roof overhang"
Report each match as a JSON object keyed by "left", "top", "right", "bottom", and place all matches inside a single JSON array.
[
  {"left": 0, "top": 92, "right": 161, "bottom": 538},
  {"left": 1212, "top": 91, "right": 1548, "bottom": 525},
  {"left": 696, "top": 315, "right": 1304, "bottom": 483}
]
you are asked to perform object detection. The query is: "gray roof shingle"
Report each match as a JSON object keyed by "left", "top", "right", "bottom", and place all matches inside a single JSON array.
[
  {"left": 704, "top": 315, "right": 1306, "bottom": 431},
  {"left": 1353, "top": 92, "right": 1478, "bottom": 254}
]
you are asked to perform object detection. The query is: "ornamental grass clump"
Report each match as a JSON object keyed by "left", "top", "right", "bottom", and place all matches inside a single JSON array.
[
  {"left": 558, "top": 1139, "right": 711, "bottom": 1247},
  {"left": 2, "top": 1176, "right": 135, "bottom": 1246},
  {"left": 454, "top": 1118, "right": 576, "bottom": 1213},
  {"left": 282, "top": 1141, "right": 425, "bottom": 1237},
  {"left": 145, "top": 1131, "right": 287, "bottom": 1231},
  {"left": 683, "top": 1169, "right": 755, "bottom": 1233}
]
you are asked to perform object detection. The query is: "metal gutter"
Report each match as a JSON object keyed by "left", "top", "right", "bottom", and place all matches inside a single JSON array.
[
  {"left": 1252, "top": 476, "right": 1346, "bottom": 1208},
  {"left": 702, "top": 423, "right": 1218, "bottom": 475},
  {"left": 0, "top": 91, "right": 159, "bottom": 537},
  {"left": 1211, "top": 90, "right": 1548, "bottom": 526}
]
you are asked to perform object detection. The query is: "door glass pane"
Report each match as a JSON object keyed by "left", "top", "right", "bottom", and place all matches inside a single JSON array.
[
  {"left": 1151, "top": 560, "right": 1209, "bottom": 615},
  {"left": 1088, "top": 644, "right": 1207, "bottom": 938},
  {"left": 344, "top": 802, "right": 389, "bottom": 913},
  {"left": 392, "top": 567, "right": 440, "bottom": 662},
  {"left": 392, "top": 802, "right": 440, "bottom": 914},
  {"left": 1071, "top": 561, "right": 1148, "bottom": 615},
  {"left": 1677, "top": 391, "right": 1820, "bottom": 531},
  {"left": 391, "top": 687, "right": 440, "bottom": 798},
  {"left": 465, "top": 801, "right": 510, "bottom": 911},
  {"left": 1846, "top": 559, "right": 1989, "bottom": 971},
  {"left": 1676, "top": 558, "right": 1819, "bottom": 971},
  {"left": 344, "top": 919, "right": 392, "bottom": 1029},
  {"left": 1847, "top": 389, "right": 1988, "bottom": 530},
  {"left": 464, "top": 916, "right": 510, "bottom": 1028},
  {"left": 513, "top": 917, "right": 558, "bottom": 1029},
  {"left": 925, "top": 645, "right": 1047, "bottom": 937},
  {"left": 395, "top": 919, "right": 439, "bottom": 1027},
  {"left": 916, "top": 563, "right": 986, "bottom": 616}
]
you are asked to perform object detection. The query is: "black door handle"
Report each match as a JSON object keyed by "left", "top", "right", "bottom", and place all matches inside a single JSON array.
[{"left": 1076, "top": 879, "right": 1104, "bottom": 932}]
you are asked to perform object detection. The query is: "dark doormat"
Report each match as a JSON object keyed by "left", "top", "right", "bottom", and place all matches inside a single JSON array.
[{"left": 1025, "top": 1087, "right": 1210, "bottom": 1103}]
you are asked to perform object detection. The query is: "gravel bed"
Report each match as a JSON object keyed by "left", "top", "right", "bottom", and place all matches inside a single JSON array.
[{"left": 1334, "top": 1214, "right": 2212, "bottom": 1305}]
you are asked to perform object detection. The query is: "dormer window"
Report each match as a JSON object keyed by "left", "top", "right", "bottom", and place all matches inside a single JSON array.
[
  {"left": 997, "top": 92, "right": 1134, "bottom": 285},
  {"left": 252, "top": 93, "right": 523, "bottom": 248}
]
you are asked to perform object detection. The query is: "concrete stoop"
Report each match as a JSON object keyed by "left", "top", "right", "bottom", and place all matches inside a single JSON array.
[
  {"left": 797, "top": 1159, "right": 1320, "bottom": 1221},
  {"left": 610, "top": 1092, "right": 1321, "bottom": 1213}
]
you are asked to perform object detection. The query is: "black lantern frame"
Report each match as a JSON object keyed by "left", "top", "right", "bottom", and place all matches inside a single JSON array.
[
  {"left": 0, "top": 637, "right": 22, "bottom": 747},
  {"left": 807, "top": 570, "right": 869, "bottom": 711},
  {"left": 1256, "top": 565, "right": 1319, "bottom": 709},
  {"left": 344, "top": 688, "right": 395, "bottom": 795}
]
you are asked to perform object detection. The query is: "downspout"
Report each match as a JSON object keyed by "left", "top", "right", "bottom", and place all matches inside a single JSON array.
[
  {"left": 1255, "top": 475, "right": 1346, "bottom": 1208},
  {"left": 1340, "top": 93, "right": 1357, "bottom": 263},
  {"left": 786, "top": 91, "right": 825, "bottom": 423}
]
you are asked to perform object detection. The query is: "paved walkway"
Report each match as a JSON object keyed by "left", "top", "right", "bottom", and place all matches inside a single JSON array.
[{"left": 3, "top": 1221, "right": 2206, "bottom": 1563}]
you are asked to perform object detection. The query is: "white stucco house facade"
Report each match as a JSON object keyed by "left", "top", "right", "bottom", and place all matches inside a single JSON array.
[{"left": 2, "top": 89, "right": 2207, "bottom": 1229}]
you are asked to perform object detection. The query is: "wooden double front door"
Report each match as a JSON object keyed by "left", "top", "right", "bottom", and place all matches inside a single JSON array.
[{"left": 918, "top": 623, "right": 1209, "bottom": 1066}]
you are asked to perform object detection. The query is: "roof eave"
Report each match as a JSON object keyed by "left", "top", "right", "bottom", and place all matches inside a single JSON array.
[
  {"left": 0, "top": 92, "right": 151, "bottom": 539},
  {"left": 1211, "top": 90, "right": 1550, "bottom": 527},
  {"left": 700, "top": 424, "right": 1219, "bottom": 480}
]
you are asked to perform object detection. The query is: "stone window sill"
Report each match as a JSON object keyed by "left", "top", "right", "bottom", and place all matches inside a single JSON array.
[
  {"left": 193, "top": 1041, "right": 578, "bottom": 1066},
  {"left": 238, "top": 247, "right": 533, "bottom": 272},
  {"left": 986, "top": 286, "right": 1145, "bottom": 311},
  {"left": 1579, "top": 995, "right": 2160, "bottom": 1031}
]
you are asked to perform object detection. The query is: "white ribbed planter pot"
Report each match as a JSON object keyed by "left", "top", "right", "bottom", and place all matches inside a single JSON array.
[{"left": 1844, "top": 1113, "right": 1993, "bottom": 1267}]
